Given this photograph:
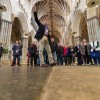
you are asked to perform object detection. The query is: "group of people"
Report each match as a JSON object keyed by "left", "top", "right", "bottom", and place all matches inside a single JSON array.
[
  {"left": 0, "top": 6, "right": 100, "bottom": 67},
  {"left": 55, "top": 38, "right": 100, "bottom": 66},
  {"left": 26, "top": 37, "right": 100, "bottom": 66}
]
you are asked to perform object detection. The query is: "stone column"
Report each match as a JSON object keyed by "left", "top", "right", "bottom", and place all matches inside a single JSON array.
[
  {"left": 87, "top": 16, "right": 100, "bottom": 43},
  {"left": 22, "top": 35, "right": 28, "bottom": 64},
  {"left": 0, "top": 19, "right": 12, "bottom": 61},
  {"left": 87, "top": 7, "right": 100, "bottom": 43}
]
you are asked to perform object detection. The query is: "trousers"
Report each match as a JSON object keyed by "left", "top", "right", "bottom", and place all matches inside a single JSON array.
[{"left": 39, "top": 36, "right": 54, "bottom": 65}]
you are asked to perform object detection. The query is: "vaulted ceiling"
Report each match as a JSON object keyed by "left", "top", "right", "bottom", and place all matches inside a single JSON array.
[{"left": 32, "top": 0, "right": 70, "bottom": 37}]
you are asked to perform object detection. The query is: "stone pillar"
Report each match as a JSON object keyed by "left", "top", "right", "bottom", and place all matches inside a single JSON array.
[
  {"left": 87, "top": 17, "right": 100, "bottom": 43},
  {"left": 87, "top": 7, "right": 100, "bottom": 43},
  {"left": 0, "top": 19, "right": 12, "bottom": 61},
  {"left": 22, "top": 35, "right": 28, "bottom": 64}
]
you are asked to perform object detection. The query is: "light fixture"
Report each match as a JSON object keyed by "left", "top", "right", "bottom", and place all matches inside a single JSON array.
[
  {"left": 87, "top": 0, "right": 99, "bottom": 7},
  {"left": 72, "top": 32, "right": 77, "bottom": 34},
  {"left": 0, "top": 4, "right": 7, "bottom": 12}
]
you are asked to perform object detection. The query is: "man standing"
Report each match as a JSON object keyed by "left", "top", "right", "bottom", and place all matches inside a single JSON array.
[
  {"left": 33, "top": 6, "right": 55, "bottom": 67},
  {"left": 28, "top": 42, "right": 37, "bottom": 66},
  {"left": 11, "top": 41, "right": 21, "bottom": 66},
  {"left": 50, "top": 38, "right": 57, "bottom": 62},
  {"left": 56, "top": 42, "right": 63, "bottom": 65},
  {"left": 0, "top": 43, "right": 3, "bottom": 67},
  {"left": 90, "top": 37, "right": 100, "bottom": 65},
  {"left": 75, "top": 43, "right": 82, "bottom": 65}
]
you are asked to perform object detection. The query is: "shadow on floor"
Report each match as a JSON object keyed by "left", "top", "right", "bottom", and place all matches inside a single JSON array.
[{"left": 0, "top": 66, "right": 52, "bottom": 100}]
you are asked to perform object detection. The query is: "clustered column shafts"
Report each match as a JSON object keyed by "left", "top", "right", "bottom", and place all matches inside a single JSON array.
[{"left": 49, "top": 0, "right": 53, "bottom": 36}]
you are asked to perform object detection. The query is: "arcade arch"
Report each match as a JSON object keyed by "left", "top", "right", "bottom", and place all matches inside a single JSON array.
[{"left": 73, "top": 11, "right": 89, "bottom": 44}]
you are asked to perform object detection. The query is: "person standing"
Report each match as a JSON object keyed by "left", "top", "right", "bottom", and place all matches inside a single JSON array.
[
  {"left": 50, "top": 38, "right": 57, "bottom": 63},
  {"left": 80, "top": 39, "right": 93, "bottom": 65},
  {"left": 63, "top": 44, "right": 68, "bottom": 65},
  {"left": 28, "top": 42, "right": 37, "bottom": 66},
  {"left": 56, "top": 42, "right": 63, "bottom": 65},
  {"left": 0, "top": 43, "right": 3, "bottom": 67},
  {"left": 90, "top": 37, "right": 100, "bottom": 65},
  {"left": 33, "top": 6, "right": 55, "bottom": 67},
  {"left": 75, "top": 43, "right": 82, "bottom": 65},
  {"left": 11, "top": 41, "right": 21, "bottom": 66}
]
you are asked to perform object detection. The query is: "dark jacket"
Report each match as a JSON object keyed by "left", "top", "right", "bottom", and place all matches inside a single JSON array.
[
  {"left": 19, "top": 44, "right": 23, "bottom": 55},
  {"left": 34, "top": 12, "right": 45, "bottom": 41},
  {"left": 50, "top": 42, "right": 57, "bottom": 53},
  {"left": 0, "top": 46, "right": 3, "bottom": 57},
  {"left": 56, "top": 46, "right": 63, "bottom": 55},
  {"left": 12, "top": 44, "right": 20, "bottom": 56},
  {"left": 75, "top": 45, "right": 81, "bottom": 56},
  {"left": 67, "top": 47, "right": 75, "bottom": 57},
  {"left": 28, "top": 44, "right": 37, "bottom": 55}
]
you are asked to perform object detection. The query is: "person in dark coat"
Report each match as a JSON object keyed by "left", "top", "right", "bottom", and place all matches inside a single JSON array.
[
  {"left": 18, "top": 40, "right": 23, "bottom": 63},
  {"left": 75, "top": 43, "right": 83, "bottom": 65},
  {"left": 56, "top": 43, "right": 63, "bottom": 65},
  {"left": 80, "top": 39, "right": 93, "bottom": 65},
  {"left": 0, "top": 43, "right": 3, "bottom": 67},
  {"left": 11, "top": 41, "right": 21, "bottom": 66},
  {"left": 33, "top": 6, "right": 55, "bottom": 67},
  {"left": 28, "top": 42, "right": 37, "bottom": 66},
  {"left": 50, "top": 38, "right": 57, "bottom": 63},
  {"left": 67, "top": 46, "right": 73, "bottom": 65}
]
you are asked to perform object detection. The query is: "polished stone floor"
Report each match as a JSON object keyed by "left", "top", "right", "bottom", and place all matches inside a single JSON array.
[
  {"left": 41, "top": 66, "right": 100, "bottom": 100},
  {"left": 0, "top": 66, "right": 52, "bottom": 100},
  {"left": 0, "top": 66, "right": 100, "bottom": 100}
]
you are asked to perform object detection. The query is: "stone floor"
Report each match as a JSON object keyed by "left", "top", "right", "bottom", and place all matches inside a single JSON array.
[
  {"left": 0, "top": 66, "right": 52, "bottom": 100},
  {"left": 41, "top": 66, "right": 100, "bottom": 100},
  {"left": 0, "top": 66, "right": 100, "bottom": 100}
]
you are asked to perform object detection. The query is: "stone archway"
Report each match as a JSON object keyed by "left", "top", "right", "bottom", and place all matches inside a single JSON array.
[
  {"left": 15, "top": 12, "right": 28, "bottom": 34},
  {"left": 79, "top": 13, "right": 89, "bottom": 42},
  {"left": 72, "top": 11, "right": 89, "bottom": 44},
  {"left": 11, "top": 17, "right": 22, "bottom": 49},
  {"left": 11, "top": 12, "right": 29, "bottom": 62}
]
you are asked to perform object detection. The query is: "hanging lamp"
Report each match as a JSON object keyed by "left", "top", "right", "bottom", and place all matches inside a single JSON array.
[
  {"left": 87, "top": 0, "right": 99, "bottom": 7},
  {"left": 0, "top": 4, "right": 6, "bottom": 12}
]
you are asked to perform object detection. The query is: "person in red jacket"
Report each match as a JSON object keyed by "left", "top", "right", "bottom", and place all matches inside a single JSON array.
[{"left": 63, "top": 45, "right": 68, "bottom": 65}]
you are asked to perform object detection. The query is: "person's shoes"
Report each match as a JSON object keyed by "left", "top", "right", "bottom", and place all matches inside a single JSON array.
[
  {"left": 11, "top": 64, "right": 15, "bottom": 66},
  {"left": 50, "top": 63, "right": 56, "bottom": 67},
  {"left": 27, "top": 64, "right": 29, "bottom": 66},
  {"left": 18, "top": 64, "right": 21, "bottom": 66},
  {"left": 41, "top": 64, "right": 48, "bottom": 67}
]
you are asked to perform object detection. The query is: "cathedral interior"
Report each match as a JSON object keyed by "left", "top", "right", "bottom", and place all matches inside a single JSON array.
[{"left": 0, "top": 0, "right": 100, "bottom": 100}]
